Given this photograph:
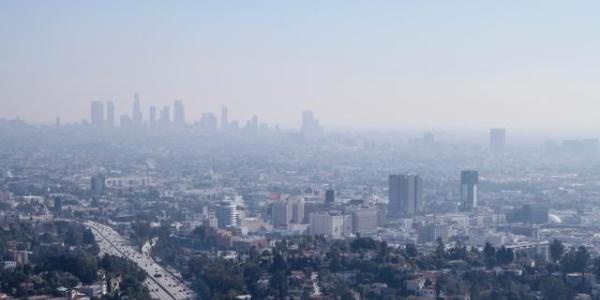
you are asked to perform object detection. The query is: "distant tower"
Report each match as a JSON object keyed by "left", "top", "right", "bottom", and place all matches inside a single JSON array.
[
  {"left": 132, "top": 93, "right": 143, "bottom": 126},
  {"left": 301, "top": 110, "right": 322, "bottom": 141},
  {"left": 55, "top": 117, "right": 61, "bottom": 128},
  {"left": 460, "top": 170, "right": 478, "bottom": 211},
  {"left": 119, "top": 115, "right": 132, "bottom": 128},
  {"left": 53, "top": 197, "right": 62, "bottom": 215},
  {"left": 302, "top": 111, "right": 314, "bottom": 129},
  {"left": 200, "top": 113, "right": 218, "bottom": 130},
  {"left": 252, "top": 115, "right": 259, "bottom": 129},
  {"left": 173, "top": 100, "right": 185, "bottom": 126},
  {"left": 272, "top": 201, "right": 292, "bottom": 229},
  {"left": 90, "top": 174, "right": 106, "bottom": 196},
  {"left": 149, "top": 106, "right": 157, "bottom": 128},
  {"left": 325, "top": 189, "right": 335, "bottom": 203},
  {"left": 388, "top": 174, "right": 422, "bottom": 216},
  {"left": 221, "top": 106, "right": 229, "bottom": 129},
  {"left": 216, "top": 201, "right": 236, "bottom": 228},
  {"left": 105, "top": 101, "right": 115, "bottom": 127},
  {"left": 90, "top": 101, "right": 104, "bottom": 127},
  {"left": 159, "top": 106, "right": 170, "bottom": 127},
  {"left": 490, "top": 128, "right": 506, "bottom": 153}
]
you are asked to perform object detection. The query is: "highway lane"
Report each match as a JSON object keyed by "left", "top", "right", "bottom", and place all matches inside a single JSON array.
[{"left": 85, "top": 221, "right": 196, "bottom": 300}]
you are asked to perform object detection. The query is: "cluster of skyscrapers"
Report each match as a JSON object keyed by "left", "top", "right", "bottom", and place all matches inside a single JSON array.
[
  {"left": 88, "top": 94, "right": 323, "bottom": 134},
  {"left": 90, "top": 93, "right": 186, "bottom": 129},
  {"left": 388, "top": 170, "right": 480, "bottom": 216}
]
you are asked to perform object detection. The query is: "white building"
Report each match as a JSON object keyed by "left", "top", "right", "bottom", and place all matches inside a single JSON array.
[
  {"left": 216, "top": 201, "right": 236, "bottom": 228},
  {"left": 272, "top": 201, "right": 292, "bottom": 229},
  {"left": 309, "top": 212, "right": 346, "bottom": 238}
]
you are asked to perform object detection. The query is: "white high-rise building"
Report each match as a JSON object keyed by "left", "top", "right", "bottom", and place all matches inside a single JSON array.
[
  {"left": 216, "top": 201, "right": 236, "bottom": 228},
  {"left": 350, "top": 207, "right": 380, "bottom": 235},
  {"left": 309, "top": 212, "right": 345, "bottom": 238}
]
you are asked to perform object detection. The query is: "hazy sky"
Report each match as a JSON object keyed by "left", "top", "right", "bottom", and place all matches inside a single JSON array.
[{"left": 2, "top": 1, "right": 600, "bottom": 130}]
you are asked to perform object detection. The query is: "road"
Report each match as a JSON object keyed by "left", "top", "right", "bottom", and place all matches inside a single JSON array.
[{"left": 84, "top": 221, "right": 196, "bottom": 300}]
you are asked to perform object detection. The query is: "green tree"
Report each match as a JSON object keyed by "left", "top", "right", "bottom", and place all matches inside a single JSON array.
[
  {"left": 549, "top": 239, "right": 565, "bottom": 263},
  {"left": 405, "top": 244, "right": 418, "bottom": 257},
  {"left": 540, "top": 276, "right": 572, "bottom": 300},
  {"left": 435, "top": 237, "right": 445, "bottom": 258}
]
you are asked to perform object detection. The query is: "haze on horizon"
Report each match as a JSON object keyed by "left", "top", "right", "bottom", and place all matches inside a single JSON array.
[{"left": 2, "top": 1, "right": 600, "bottom": 131}]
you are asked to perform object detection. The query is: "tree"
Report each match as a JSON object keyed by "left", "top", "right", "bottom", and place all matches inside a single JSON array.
[
  {"left": 405, "top": 244, "right": 418, "bottom": 258},
  {"left": 574, "top": 246, "right": 590, "bottom": 273},
  {"left": 561, "top": 246, "right": 590, "bottom": 274},
  {"left": 540, "top": 276, "right": 572, "bottom": 300},
  {"left": 592, "top": 257, "right": 600, "bottom": 281},
  {"left": 483, "top": 243, "right": 495, "bottom": 258},
  {"left": 270, "top": 271, "right": 288, "bottom": 298},
  {"left": 483, "top": 243, "right": 497, "bottom": 268},
  {"left": 495, "top": 246, "right": 514, "bottom": 265},
  {"left": 549, "top": 239, "right": 565, "bottom": 263},
  {"left": 82, "top": 229, "right": 95, "bottom": 245},
  {"left": 435, "top": 237, "right": 445, "bottom": 258}
]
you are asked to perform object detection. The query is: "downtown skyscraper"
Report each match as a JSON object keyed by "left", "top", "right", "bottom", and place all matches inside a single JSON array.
[
  {"left": 105, "top": 101, "right": 115, "bottom": 128},
  {"left": 90, "top": 101, "right": 104, "bottom": 127},
  {"left": 132, "top": 93, "right": 143, "bottom": 127},
  {"left": 388, "top": 174, "right": 422, "bottom": 216},
  {"left": 460, "top": 170, "right": 478, "bottom": 211},
  {"left": 221, "top": 106, "right": 229, "bottom": 129},
  {"left": 173, "top": 100, "right": 185, "bottom": 126}
]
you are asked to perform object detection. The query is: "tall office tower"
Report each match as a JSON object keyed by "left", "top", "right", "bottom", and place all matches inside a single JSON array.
[
  {"left": 132, "top": 93, "right": 143, "bottom": 126},
  {"left": 325, "top": 189, "right": 335, "bottom": 203},
  {"left": 90, "top": 174, "right": 106, "bottom": 196},
  {"left": 272, "top": 201, "right": 292, "bottom": 229},
  {"left": 148, "top": 106, "right": 157, "bottom": 128},
  {"left": 119, "top": 115, "right": 132, "bottom": 128},
  {"left": 490, "top": 128, "right": 506, "bottom": 153},
  {"left": 216, "top": 201, "right": 236, "bottom": 228},
  {"left": 159, "top": 106, "right": 170, "bottom": 127},
  {"left": 90, "top": 101, "right": 105, "bottom": 127},
  {"left": 251, "top": 115, "right": 259, "bottom": 129},
  {"left": 302, "top": 110, "right": 314, "bottom": 128},
  {"left": 105, "top": 101, "right": 115, "bottom": 127},
  {"left": 388, "top": 174, "right": 422, "bottom": 216},
  {"left": 290, "top": 199, "right": 304, "bottom": 224},
  {"left": 200, "top": 113, "right": 218, "bottom": 130},
  {"left": 301, "top": 110, "right": 323, "bottom": 140},
  {"left": 460, "top": 170, "right": 479, "bottom": 211},
  {"left": 173, "top": 100, "right": 185, "bottom": 126},
  {"left": 53, "top": 196, "right": 62, "bottom": 214},
  {"left": 55, "top": 117, "right": 61, "bottom": 128},
  {"left": 221, "top": 106, "right": 228, "bottom": 129}
]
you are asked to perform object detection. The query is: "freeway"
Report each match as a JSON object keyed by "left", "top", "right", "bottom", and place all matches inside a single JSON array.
[{"left": 84, "top": 221, "right": 196, "bottom": 300}]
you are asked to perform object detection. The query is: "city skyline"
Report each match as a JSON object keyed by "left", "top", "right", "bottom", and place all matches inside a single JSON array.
[
  {"left": 4, "top": 2, "right": 600, "bottom": 130},
  {"left": 4, "top": 2, "right": 600, "bottom": 300},
  {"left": 85, "top": 94, "right": 323, "bottom": 131}
]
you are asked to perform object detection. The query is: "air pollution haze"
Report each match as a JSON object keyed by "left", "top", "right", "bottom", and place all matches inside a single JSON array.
[
  {"left": 6, "top": 2, "right": 600, "bottom": 300},
  {"left": 2, "top": 1, "right": 600, "bottom": 131}
]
